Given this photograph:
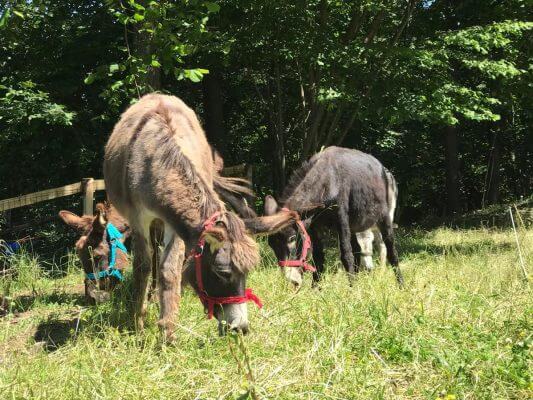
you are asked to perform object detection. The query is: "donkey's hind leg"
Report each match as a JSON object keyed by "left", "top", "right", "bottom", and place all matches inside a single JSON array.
[
  {"left": 355, "top": 229, "right": 375, "bottom": 271},
  {"left": 372, "top": 228, "right": 387, "bottom": 266},
  {"left": 131, "top": 229, "right": 152, "bottom": 331},
  {"left": 157, "top": 228, "right": 185, "bottom": 343},
  {"left": 337, "top": 207, "right": 356, "bottom": 282},
  {"left": 378, "top": 217, "right": 404, "bottom": 286},
  {"left": 350, "top": 235, "right": 363, "bottom": 273}
]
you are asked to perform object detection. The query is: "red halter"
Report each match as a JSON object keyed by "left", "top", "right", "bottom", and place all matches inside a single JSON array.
[
  {"left": 277, "top": 209, "right": 316, "bottom": 273},
  {"left": 192, "top": 212, "right": 263, "bottom": 319}
]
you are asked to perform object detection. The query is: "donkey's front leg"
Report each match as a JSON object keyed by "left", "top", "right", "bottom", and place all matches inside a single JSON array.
[
  {"left": 309, "top": 228, "right": 325, "bottom": 285},
  {"left": 337, "top": 208, "right": 356, "bottom": 282},
  {"left": 157, "top": 233, "right": 185, "bottom": 343}
]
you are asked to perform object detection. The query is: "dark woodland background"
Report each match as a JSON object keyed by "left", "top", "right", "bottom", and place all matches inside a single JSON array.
[{"left": 1, "top": 0, "right": 531, "bottom": 227}]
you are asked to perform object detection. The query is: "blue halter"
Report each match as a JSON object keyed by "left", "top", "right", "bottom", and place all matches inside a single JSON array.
[{"left": 86, "top": 222, "right": 127, "bottom": 282}]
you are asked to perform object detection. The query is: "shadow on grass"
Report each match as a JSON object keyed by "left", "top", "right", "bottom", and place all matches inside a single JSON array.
[
  {"left": 312, "top": 229, "right": 513, "bottom": 265},
  {"left": 9, "top": 292, "right": 86, "bottom": 314},
  {"left": 79, "top": 278, "right": 137, "bottom": 335},
  {"left": 34, "top": 316, "right": 80, "bottom": 352},
  {"left": 397, "top": 233, "right": 513, "bottom": 258}
]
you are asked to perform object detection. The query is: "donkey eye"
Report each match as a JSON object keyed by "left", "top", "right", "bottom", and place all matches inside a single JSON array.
[{"left": 288, "top": 235, "right": 297, "bottom": 242}]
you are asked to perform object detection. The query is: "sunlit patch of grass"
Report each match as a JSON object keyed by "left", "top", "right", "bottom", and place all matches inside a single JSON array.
[{"left": 0, "top": 227, "right": 531, "bottom": 399}]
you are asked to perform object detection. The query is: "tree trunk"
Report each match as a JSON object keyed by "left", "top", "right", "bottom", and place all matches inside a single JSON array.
[
  {"left": 202, "top": 71, "right": 226, "bottom": 154},
  {"left": 364, "top": 10, "right": 386, "bottom": 44},
  {"left": 486, "top": 130, "right": 503, "bottom": 205},
  {"left": 444, "top": 125, "right": 461, "bottom": 215},
  {"left": 272, "top": 64, "right": 286, "bottom": 196},
  {"left": 133, "top": 26, "right": 161, "bottom": 92}
]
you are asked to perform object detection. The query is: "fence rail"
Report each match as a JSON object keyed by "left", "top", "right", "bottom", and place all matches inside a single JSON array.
[
  {"left": 0, "top": 164, "right": 252, "bottom": 216},
  {"left": 0, "top": 178, "right": 105, "bottom": 214}
]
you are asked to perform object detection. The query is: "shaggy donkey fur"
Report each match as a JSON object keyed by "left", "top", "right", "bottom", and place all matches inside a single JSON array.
[{"left": 104, "top": 93, "right": 296, "bottom": 340}]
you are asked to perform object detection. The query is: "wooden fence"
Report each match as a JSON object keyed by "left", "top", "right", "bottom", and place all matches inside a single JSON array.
[
  {"left": 0, "top": 178, "right": 105, "bottom": 216},
  {"left": 0, "top": 164, "right": 252, "bottom": 217}
]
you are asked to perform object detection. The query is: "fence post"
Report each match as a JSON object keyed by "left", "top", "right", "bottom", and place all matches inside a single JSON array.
[{"left": 81, "top": 178, "right": 95, "bottom": 216}]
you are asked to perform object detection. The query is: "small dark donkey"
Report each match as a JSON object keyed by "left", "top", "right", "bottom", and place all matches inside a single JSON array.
[
  {"left": 265, "top": 146, "right": 404, "bottom": 287},
  {"left": 59, "top": 202, "right": 131, "bottom": 303}
]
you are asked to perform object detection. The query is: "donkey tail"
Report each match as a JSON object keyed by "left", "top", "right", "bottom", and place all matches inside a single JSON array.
[
  {"left": 382, "top": 167, "right": 398, "bottom": 225},
  {"left": 213, "top": 175, "right": 254, "bottom": 197},
  {"left": 214, "top": 176, "right": 257, "bottom": 218}
]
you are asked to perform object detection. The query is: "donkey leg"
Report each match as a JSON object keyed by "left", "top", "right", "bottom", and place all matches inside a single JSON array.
[
  {"left": 147, "top": 221, "right": 163, "bottom": 301},
  {"left": 310, "top": 228, "right": 325, "bottom": 285},
  {"left": 378, "top": 218, "right": 404, "bottom": 286},
  {"left": 337, "top": 209, "right": 356, "bottom": 282},
  {"left": 355, "top": 229, "right": 374, "bottom": 271},
  {"left": 374, "top": 229, "right": 387, "bottom": 266},
  {"left": 351, "top": 234, "right": 363, "bottom": 273},
  {"left": 131, "top": 230, "right": 152, "bottom": 331},
  {"left": 157, "top": 230, "right": 185, "bottom": 343}
]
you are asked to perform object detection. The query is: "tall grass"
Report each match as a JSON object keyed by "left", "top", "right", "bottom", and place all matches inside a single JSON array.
[{"left": 0, "top": 227, "right": 531, "bottom": 399}]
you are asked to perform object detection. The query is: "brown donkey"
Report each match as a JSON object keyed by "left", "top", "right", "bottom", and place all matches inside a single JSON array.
[
  {"left": 59, "top": 203, "right": 130, "bottom": 303},
  {"left": 104, "top": 93, "right": 297, "bottom": 340}
]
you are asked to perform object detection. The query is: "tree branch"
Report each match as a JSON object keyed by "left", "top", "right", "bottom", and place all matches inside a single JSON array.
[
  {"left": 336, "top": 114, "right": 358, "bottom": 146},
  {"left": 323, "top": 106, "right": 343, "bottom": 146},
  {"left": 303, "top": 104, "right": 325, "bottom": 158},
  {"left": 364, "top": 9, "right": 386, "bottom": 44},
  {"left": 390, "top": 0, "right": 417, "bottom": 46},
  {"left": 342, "top": 8, "right": 365, "bottom": 44}
]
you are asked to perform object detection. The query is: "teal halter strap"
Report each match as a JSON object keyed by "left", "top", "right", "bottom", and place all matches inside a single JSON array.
[{"left": 86, "top": 222, "right": 127, "bottom": 282}]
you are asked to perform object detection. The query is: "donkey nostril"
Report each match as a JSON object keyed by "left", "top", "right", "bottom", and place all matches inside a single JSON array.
[{"left": 230, "top": 322, "right": 249, "bottom": 335}]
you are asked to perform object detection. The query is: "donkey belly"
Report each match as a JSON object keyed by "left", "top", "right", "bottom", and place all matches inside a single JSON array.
[{"left": 349, "top": 208, "right": 383, "bottom": 232}]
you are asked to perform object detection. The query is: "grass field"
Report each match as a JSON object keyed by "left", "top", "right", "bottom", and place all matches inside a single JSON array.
[{"left": 0, "top": 227, "right": 531, "bottom": 399}]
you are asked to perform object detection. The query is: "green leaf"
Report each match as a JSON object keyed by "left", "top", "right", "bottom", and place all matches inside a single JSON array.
[
  {"left": 132, "top": 2, "right": 146, "bottom": 11},
  {"left": 84, "top": 73, "right": 97, "bottom": 85},
  {"left": 13, "top": 10, "right": 24, "bottom": 19},
  {"left": 205, "top": 2, "right": 220, "bottom": 13},
  {"left": 0, "top": 8, "right": 11, "bottom": 28},
  {"left": 109, "top": 64, "right": 120, "bottom": 73},
  {"left": 133, "top": 13, "right": 145, "bottom": 22},
  {"left": 111, "top": 80, "right": 124, "bottom": 91},
  {"left": 151, "top": 59, "right": 161, "bottom": 68},
  {"left": 183, "top": 69, "right": 207, "bottom": 83}
]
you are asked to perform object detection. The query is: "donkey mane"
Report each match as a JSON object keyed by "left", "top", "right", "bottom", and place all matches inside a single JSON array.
[
  {"left": 151, "top": 101, "right": 254, "bottom": 265},
  {"left": 280, "top": 153, "right": 323, "bottom": 203},
  {"left": 151, "top": 103, "right": 222, "bottom": 219}
]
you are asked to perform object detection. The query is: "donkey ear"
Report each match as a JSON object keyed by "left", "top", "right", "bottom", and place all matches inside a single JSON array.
[
  {"left": 264, "top": 195, "right": 279, "bottom": 216},
  {"left": 58, "top": 211, "right": 93, "bottom": 232},
  {"left": 202, "top": 224, "right": 229, "bottom": 249},
  {"left": 244, "top": 209, "right": 299, "bottom": 236},
  {"left": 92, "top": 204, "right": 108, "bottom": 231}
]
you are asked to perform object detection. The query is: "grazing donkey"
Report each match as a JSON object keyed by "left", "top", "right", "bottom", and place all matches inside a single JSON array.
[
  {"left": 104, "top": 93, "right": 296, "bottom": 339},
  {"left": 265, "top": 146, "right": 404, "bottom": 288},
  {"left": 59, "top": 202, "right": 131, "bottom": 303}
]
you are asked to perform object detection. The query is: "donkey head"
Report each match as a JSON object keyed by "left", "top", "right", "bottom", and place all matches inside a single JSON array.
[
  {"left": 184, "top": 209, "right": 298, "bottom": 334},
  {"left": 59, "top": 203, "right": 130, "bottom": 303},
  {"left": 263, "top": 195, "right": 308, "bottom": 288}
]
